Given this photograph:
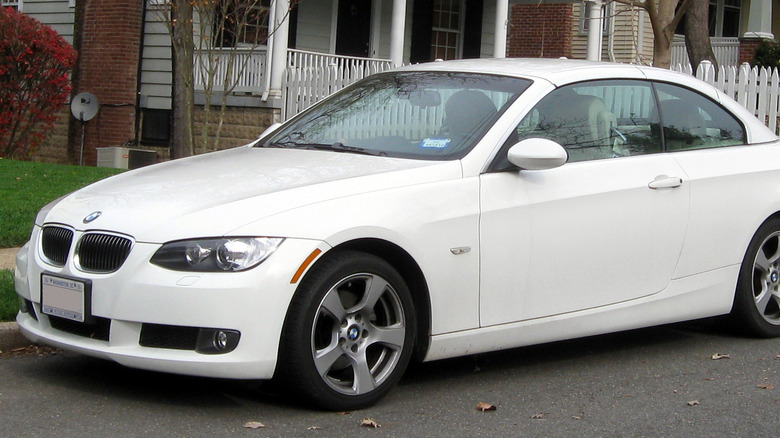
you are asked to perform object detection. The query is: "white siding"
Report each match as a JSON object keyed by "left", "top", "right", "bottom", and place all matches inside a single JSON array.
[
  {"left": 294, "top": 0, "right": 333, "bottom": 53},
  {"left": 140, "top": 3, "right": 172, "bottom": 110},
  {"left": 22, "top": 0, "right": 75, "bottom": 44}
]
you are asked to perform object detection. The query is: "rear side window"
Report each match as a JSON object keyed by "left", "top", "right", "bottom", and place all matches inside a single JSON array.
[{"left": 654, "top": 82, "right": 745, "bottom": 151}]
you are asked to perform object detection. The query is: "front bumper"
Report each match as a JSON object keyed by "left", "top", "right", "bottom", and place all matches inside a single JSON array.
[{"left": 15, "top": 230, "right": 326, "bottom": 380}]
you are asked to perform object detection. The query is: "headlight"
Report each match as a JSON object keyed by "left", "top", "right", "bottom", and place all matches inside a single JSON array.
[{"left": 150, "top": 237, "right": 284, "bottom": 272}]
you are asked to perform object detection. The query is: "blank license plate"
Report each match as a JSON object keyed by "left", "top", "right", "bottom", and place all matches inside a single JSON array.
[{"left": 41, "top": 274, "right": 90, "bottom": 323}]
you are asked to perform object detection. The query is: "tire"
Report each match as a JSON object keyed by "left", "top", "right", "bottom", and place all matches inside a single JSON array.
[
  {"left": 731, "top": 217, "right": 780, "bottom": 337},
  {"left": 278, "top": 251, "right": 416, "bottom": 410}
]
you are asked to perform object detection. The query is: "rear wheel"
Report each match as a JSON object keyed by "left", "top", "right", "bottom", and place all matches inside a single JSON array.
[
  {"left": 732, "top": 218, "right": 780, "bottom": 337},
  {"left": 279, "top": 251, "right": 415, "bottom": 410}
]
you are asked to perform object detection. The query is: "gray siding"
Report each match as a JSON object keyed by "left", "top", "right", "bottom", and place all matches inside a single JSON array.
[
  {"left": 140, "top": 3, "right": 172, "bottom": 110},
  {"left": 22, "top": 0, "right": 75, "bottom": 44}
]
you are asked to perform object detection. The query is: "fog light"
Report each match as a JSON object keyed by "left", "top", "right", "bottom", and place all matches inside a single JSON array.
[{"left": 195, "top": 328, "right": 240, "bottom": 354}]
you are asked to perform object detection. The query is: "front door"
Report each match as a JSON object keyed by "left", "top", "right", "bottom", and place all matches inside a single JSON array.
[
  {"left": 335, "top": 0, "right": 371, "bottom": 57},
  {"left": 479, "top": 79, "right": 690, "bottom": 326}
]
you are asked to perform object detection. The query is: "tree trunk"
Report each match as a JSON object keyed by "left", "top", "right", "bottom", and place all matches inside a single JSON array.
[
  {"left": 171, "top": 0, "right": 195, "bottom": 159},
  {"left": 684, "top": 0, "right": 718, "bottom": 71}
]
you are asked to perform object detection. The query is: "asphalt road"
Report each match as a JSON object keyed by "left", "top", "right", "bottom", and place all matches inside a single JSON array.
[{"left": 1, "top": 319, "right": 779, "bottom": 438}]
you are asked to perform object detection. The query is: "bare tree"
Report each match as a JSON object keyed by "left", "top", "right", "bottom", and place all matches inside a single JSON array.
[
  {"left": 162, "top": 0, "right": 295, "bottom": 157},
  {"left": 165, "top": 0, "right": 195, "bottom": 158},
  {"left": 683, "top": 0, "right": 717, "bottom": 70},
  {"left": 612, "top": 0, "right": 691, "bottom": 68}
]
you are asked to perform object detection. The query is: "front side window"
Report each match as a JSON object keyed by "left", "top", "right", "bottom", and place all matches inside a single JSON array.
[
  {"left": 654, "top": 82, "right": 745, "bottom": 150},
  {"left": 510, "top": 80, "right": 661, "bottom": 163},
  {"left": 263, "top": 72, "right": 531, "bottom": 160}
]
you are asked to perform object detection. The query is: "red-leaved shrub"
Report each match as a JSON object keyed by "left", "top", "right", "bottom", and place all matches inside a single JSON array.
[{"left": 0, "top": 7, "right": 77, "bottom": 159}]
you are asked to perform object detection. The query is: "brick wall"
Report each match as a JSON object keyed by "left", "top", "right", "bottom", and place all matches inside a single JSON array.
[
  {"left": 33, "top": 106, "right": 70, "bottom": 163},
  {"left": 192, "top": 106, "right": 280, "bottom": 155},
  {"left": 508, "top": 4, "right": 574, "bottom": 59},
  {"left": 739, "top": 39, "right": 762, "bottom": 65},
  {"left": 74, "top": 0, "right": 143, "bottom": 166}
]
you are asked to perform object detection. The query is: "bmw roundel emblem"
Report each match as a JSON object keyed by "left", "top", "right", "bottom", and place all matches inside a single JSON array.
[{"left": 83, "top": 211, "right": 102, "bottom": 223}]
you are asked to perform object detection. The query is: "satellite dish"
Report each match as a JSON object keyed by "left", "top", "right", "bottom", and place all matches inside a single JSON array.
[{"left": 71, "top": 92, "right": 99, "bottom": 122}]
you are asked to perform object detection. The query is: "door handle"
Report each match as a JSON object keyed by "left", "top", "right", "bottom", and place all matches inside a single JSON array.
[{"left": 648, "top": 175, "right": 683, "bottom": 189}]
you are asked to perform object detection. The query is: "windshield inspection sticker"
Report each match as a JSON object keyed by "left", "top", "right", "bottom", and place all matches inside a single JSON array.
[{"left": 419, "top": 138, "right": 451, "bottom": 149}]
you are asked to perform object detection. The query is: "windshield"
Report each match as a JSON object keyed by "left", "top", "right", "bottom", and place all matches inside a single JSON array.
[{"left": 261, "top": 71, "right": 532, "bottom": 160}]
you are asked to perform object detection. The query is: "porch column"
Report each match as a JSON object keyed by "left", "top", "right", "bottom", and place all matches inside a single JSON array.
[
  {"left": 586, "top": 0, "right": 603, "bottom": 61},
  {"left": 494, "top": 0, "right": 508, "bottom": 58},
  {"left": 390, "top": 0, "right": 406, "bottom": 66},
  {"left": 744, "top": 0, "right": 774, "bottom": 39},
  {"left": 269, "top": 0, "right": 291, "bottom": 97}
]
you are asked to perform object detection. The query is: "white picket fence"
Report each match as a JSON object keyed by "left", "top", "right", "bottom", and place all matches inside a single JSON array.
[
  {"left": 673, "top": 61, "right": 780, "bottom": 134},
  {"left": 282, "top": 50, "right": 395, "bottom": 121}
]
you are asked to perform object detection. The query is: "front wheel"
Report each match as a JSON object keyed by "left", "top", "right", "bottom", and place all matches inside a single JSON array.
[
  {"left": 731, "top": 218, "right": 780, "bottom": 337},
  {"left": 278, "top": 251, "right": 416, "bottom": 410}
]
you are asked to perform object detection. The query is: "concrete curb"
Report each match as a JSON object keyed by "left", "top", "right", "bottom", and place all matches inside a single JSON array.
[{"left": 0, "top": 321, "right": 30, "bottom": 353}]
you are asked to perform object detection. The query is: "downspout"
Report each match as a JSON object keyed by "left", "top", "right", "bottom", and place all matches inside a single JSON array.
[
  {"left": 608, "top": 5, "right": 615, "bottom": 62},
  {"left": 134, "top": 0, "right": 149, "bottom": 144},
  {"left": 261, "top": 0, "right": 277, "bottom": 101}
]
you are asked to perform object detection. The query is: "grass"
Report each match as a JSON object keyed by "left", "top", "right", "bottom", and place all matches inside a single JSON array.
[
  {"left": 0, "top": 158, "right": 124, "bottom": 248},
  {"left": 0, "top": 159, "right": 124, "bottom": 322},
  {"left": 1, "top": 270, "right": 17, "bottom": 322}
]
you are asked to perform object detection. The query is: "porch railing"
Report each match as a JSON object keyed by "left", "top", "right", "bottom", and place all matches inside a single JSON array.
[
  {"left": 194, "top": 47, "right": 267, "bottom": 94},
  {"left": 283, "top": 49, "right": 395, "bottom": 120},
  {"left": 671, "top": 36, "right": 740, "bottom": 68}
]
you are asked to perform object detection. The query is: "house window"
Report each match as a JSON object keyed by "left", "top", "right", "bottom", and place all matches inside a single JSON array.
[
  {"left": 141, "top": 109, "right": 171, "bottom": 146},
  {"left": 579, "top": 1, "right": 612, "bottom": 35},
  {"left": 431, "top": 0, "right": 464, "bottom": 60},
  {"left": 215, "top": 0, "right": 271, "bottom": 47},
  {"left": 709, "top": 0, "right": 741, "bottom": 37},
  {"left": 1, "top": 0, "right": 22, "bottom": 11}
]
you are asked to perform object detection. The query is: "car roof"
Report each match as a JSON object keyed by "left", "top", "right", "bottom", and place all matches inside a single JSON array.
[
  {"left": 395, "top": 58, "right": 778, "bottom": 144},
  {"left": 395, "top": 58, "right": 648, "bottom": 84}
]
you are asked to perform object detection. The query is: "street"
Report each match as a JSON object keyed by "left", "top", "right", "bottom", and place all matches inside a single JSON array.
[{"left": 1, "top": 319, "right": 779, "bottom": 437}]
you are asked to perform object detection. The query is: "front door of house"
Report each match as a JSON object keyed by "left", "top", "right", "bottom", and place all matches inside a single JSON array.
[{"left": 335, "top": 0, "right": 371, "bottom": 57}]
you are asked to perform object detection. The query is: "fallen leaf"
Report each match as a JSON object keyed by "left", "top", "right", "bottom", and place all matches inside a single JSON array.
[
  {"left": 573, "top": 413, "right": 584, "bottom": 420},
  {"left": 711, "top": 353, "right": 730, "bottom": 360},
  {"left": 307, "top": 426, "right": 322, "bottom": 431},
  {"left": 531, "top": 412, "right": 548, "bottom": 419},
  {"left": 243, "top": 421, "right": 265, "bottom": 429},
  {"left": 476, "top": 402, "right": 497, "bottom": 412},
  {"left": 687, "top": 400, "right": 700, "bottom": 406},
  {"left": 360, "top": 418, "right": 381, "bottom": 428},
  {"left": 703, "top": 377, "right": 715, "bottom": 381},
  {"left": 775, "top": 354, "right": 780, "bottom": 360},
  {"left": 758, "top": 383, "right": 775, "bottom": 390},
  {"left": 336, "top": 411, "right": 352, "bottom": 416}
]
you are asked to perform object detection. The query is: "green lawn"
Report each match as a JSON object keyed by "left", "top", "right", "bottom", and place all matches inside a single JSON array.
[
  {"left": 0, "top": 159, "right": 124, "bottom": 321},
  {"left": 0, "top": 158, "right": 123, "bottom": 248},
  {"left": 0, "top": 270, "right": 16, "bottom": 322}
]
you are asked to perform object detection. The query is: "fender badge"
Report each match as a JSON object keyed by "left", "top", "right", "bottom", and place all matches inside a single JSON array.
[{"left": 83, "top": 211, "right": 102, "bottom": 223}]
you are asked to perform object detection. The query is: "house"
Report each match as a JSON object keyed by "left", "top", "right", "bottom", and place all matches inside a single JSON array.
[{"left": 4, "top": 0, "right": 778, "bottom": 165}]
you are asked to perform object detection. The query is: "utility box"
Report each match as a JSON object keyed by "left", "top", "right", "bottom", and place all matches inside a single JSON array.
[{"left": 97, "top": 147, "right": 157, "bottom": 170}]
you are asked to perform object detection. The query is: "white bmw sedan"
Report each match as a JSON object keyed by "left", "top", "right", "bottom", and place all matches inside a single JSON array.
[{"left": 15, "top": 59, "right": 780, "bottom": 409}]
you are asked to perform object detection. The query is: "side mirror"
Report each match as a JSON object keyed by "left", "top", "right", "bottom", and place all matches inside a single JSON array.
[{"left": 507, "top": 138, "right": 568, "bottom": 170}]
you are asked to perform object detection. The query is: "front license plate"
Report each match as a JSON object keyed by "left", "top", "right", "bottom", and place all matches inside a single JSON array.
[{"left": 41, "top": 274, "right": 91, "bottom": 323}]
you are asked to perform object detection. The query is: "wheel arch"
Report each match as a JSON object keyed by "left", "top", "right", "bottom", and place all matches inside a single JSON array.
[{"left": 308, "top": 238, "right": 432, "bottom": 362}]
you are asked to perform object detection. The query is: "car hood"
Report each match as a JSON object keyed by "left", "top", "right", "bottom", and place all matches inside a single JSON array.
[{"left": 41, "top": 146, "right": 459, "bottom": 242}]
